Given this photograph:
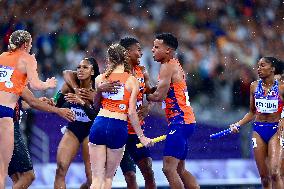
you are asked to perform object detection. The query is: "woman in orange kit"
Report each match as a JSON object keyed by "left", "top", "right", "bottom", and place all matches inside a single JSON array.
[
  {"left": 88, "top": 44, "right": 153, "bottom": 189},
  {"left": 0, "top": 30, "right": 57, "bottom": 188}
]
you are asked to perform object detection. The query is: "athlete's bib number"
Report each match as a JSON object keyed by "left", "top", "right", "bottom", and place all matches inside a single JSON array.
[
  {"left": 255, "top": 98, "right": 278, "bottom": 113},
  {"left": 71, "top": 107, "right": 91, "bottom": 122},
  {"left": 102, "top": 85, "right": 124, "bottom": 100},
  {"left": 185, "top": 91, "right": 191, "bottom": 106},
  {"left": 0, "top": 66, "right": 14, "bottom": 83}
]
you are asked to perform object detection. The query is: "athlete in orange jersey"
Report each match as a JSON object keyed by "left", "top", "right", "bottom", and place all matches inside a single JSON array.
[
  {"left": 147, "top": 33, "right": 199, "bottom": 189},
  {"left": 0, "top": 30, "right": 57, "bottom": 188},
  {"left": 119, "top": 37, "right": 156, "bottom": 189},
  {"left": 88, "top": 44, "right": 152, "bottom": 189}
]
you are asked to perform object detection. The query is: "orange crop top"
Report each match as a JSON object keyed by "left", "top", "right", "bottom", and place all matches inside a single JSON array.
[
  {"left": 101, "top": 72, "right": 131, "bottom": 114},
  {"left": 0, "top": 51, "right": 28, "bottom": 95}
]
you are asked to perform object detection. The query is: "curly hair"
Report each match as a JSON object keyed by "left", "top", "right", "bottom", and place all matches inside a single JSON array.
[
  {"left": 105, "top": 44, "right": 132, "bottom": 78},
  {"left": 156, "top": 33, "right": 178, "bottom": 50},
  {"left": 8, "top": 30, "right": 31, "bottom": 51},
  {"left": 119, "top": 37, "right": 139, "bottom": 49}
]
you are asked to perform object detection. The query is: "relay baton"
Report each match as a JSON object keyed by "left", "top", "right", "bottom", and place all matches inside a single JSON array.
[
  {"left": 209, "top": 126, "right": 240, "bottom": 139},
  {"left": 136, "top": 135, "right": 167, "bottom": 148}
]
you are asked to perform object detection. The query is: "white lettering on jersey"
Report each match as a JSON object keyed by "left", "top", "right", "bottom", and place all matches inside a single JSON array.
[
  {"left": 184, "top": 91, "right": 191, "bottom": 106},
  {"left": 71, "top": 107, "right": 91, "bottom": 122}
]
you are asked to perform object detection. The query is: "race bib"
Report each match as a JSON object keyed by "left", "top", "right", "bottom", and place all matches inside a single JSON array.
[
  {"left": 102, "top": 85, "right": 124, "bottom": 100},
  {"left": 0, "top": 66, "right": 14, "bottom": 85},
  {"left": 184, "top": 91, "right": 191, "bottom": 106},
  {"left": 255, "top": 98, "right": 278, "bottom": 113},
  {"left": 71, "top": 107, "right": 91, "bottom": 122}
]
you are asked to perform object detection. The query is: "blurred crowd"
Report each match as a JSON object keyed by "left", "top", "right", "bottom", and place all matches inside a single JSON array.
[{"left": 1, "top": 0, "right": 284, "bottom": 122}]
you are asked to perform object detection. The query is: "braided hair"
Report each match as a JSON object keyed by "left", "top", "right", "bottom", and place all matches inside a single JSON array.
[
  {"left": 105, "top": 44, "right": 132, "bottom": 78},
  {"left": 8, "top": 30, "right": 31, "bottom": 52}
]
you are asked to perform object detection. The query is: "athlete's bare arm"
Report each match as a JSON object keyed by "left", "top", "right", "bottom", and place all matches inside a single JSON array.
[
  {"left": 147, "top": 63, "right": 173, "bottom": 102},
  {"left": 62, "top": 70, "right": 78, "bottom": 91},
  {"left": 127, "top": 76, "right": 152, "bottom": 146},
  {"left": 230, "top": 81, "right": 257, "bottom": 132},
  {"left": 142, "top": 66, "right": 156, "bottom": 94},
  {"left": 21, "top": 87, "right": 74, "bottom": 122},
  {"left": 25, "top": 55, "right": 56, "bottom": 90},
  {"left": 93, "top": 75, "right": 103, "bottom": 110},
  {"left": 127, "top": 76, "right": 141, "bottom": 133}
]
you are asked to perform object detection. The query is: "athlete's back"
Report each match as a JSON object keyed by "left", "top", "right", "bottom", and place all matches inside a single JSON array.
[{"left": 96, "top": 69, "right": 139, "bottom": 121}]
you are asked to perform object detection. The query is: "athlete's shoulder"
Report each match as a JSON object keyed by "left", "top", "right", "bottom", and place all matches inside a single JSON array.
[
  {"left": 21, "top": 53, "right": 36, "bottom": 64},
  {"left": 95, "top": 74, "right": 104, "bottom": 81},
  {"left": 277, "top": 79, "right": 284, "bottom": 91},
  {"left": 250, "top": 80, "right": 258, "bottom": 92}
]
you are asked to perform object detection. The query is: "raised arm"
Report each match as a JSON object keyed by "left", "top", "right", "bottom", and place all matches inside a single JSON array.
[
  {"left": 147, "top": 63, "right": 173, "bottom": 102},
  {"left": 25, "top": 55, "right": 56, "bottom": 90},
  {"left": 62, "top": 70, "right": 79, "bottom": 92}
]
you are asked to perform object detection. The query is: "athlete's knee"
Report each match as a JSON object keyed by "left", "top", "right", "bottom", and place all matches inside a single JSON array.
[
  {"left": 105, "top": 169, "right": 116, "bottom": 179},
  {"left": 270, "top": 165, "right": 281, "bottom": 181},
  {"left": 259, "top": 175, "right": 270, "bottom": 187},
  {"left": 23, "top": 171, "right": 35, "bottom": 184},
  {"left": 56, "top": 161, "right": 68, "bottom": 176},
  {"left": 270, "top": 171, "right": 281, "bottom": 182},
  {"left": 124, "top": 171, "right": 136, "bottom": 185},
  {"left": 143, "top": 168, "right": 155, "bottom": 180},
  {"left": 162, "top": 165, "right": 176, "bottom": 176},
  {"left": 138, "top": 162, "right": 154, "bottom": 178},
  {"left": 177, "top": 164, "right": 186, "bottom": 175}
]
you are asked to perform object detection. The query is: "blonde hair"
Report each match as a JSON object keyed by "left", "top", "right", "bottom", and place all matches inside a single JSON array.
[
  {"left": 105, "top": 44, "right": 132, "bottom": 78},
  {"left": 8, "top": 30, "right": 31, "bottom": 51}
]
